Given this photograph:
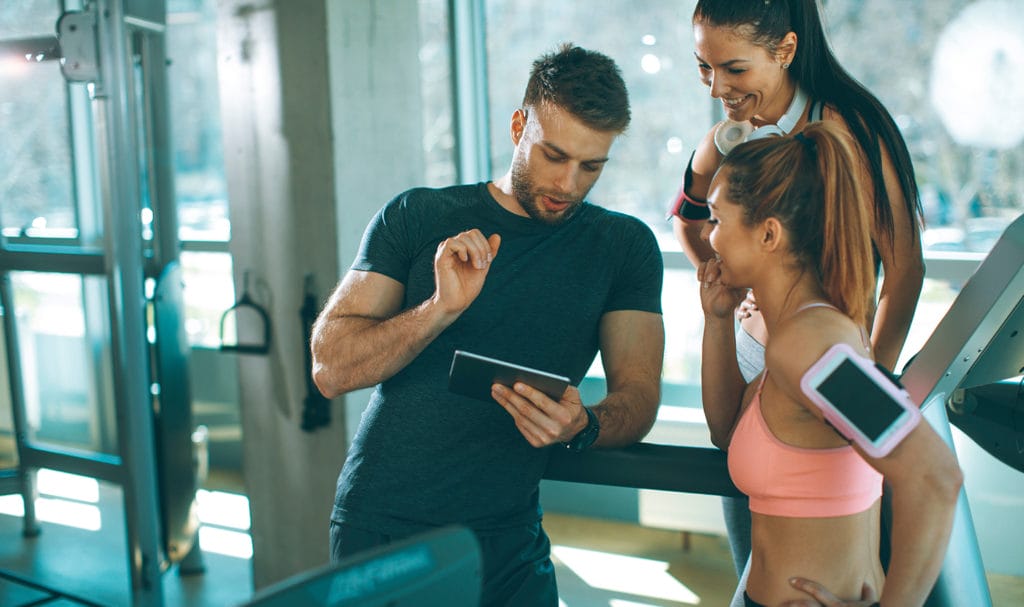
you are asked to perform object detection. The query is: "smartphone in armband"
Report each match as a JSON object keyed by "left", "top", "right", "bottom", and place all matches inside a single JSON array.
[{"left": 800, "top": 343, "right": 922, "bottom": 458}]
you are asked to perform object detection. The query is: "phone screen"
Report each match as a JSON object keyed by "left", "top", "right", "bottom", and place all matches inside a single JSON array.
[{"left": 817, "top": 359, "right": 906, "bottom": 440}]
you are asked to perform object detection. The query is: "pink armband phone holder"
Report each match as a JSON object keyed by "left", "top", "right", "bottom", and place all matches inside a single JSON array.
[{"left": 800, "top": 343, "right": 921, "bottom": 458}]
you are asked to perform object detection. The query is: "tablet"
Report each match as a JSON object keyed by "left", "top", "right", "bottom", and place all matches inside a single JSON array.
[
  {"left": 800, "top": 342, "right": 921, "bottom": 458},
  {"left": 447, "top": 350, "right": 570, "bottom": 403}
]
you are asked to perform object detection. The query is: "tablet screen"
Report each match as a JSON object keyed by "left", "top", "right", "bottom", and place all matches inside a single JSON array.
[{"left": 447, "top": 350, "right": 570, "bottom": 403}]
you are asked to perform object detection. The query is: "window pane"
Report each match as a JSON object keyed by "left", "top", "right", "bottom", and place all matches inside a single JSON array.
[
  {"left": 662, "top": 267, "right": 702, "bottom": 386},
  {"left": 822, "top": 1, "right": 1022, "bottom": 254},
  {"left": 418, "top": 0, "right": 456, "bottom": 187},
  {"left": 0, "top": 322, "right": 16, "bottom": 469},
  {"left": 0, "top": 1, "right": 60, "bottom": 38},
  {"left": 180, "top": 251, "right": 236, "bottom": 348},
  {"left": 167, "top": 0, "right": 231, "bottom": 242},
  {"left": 898, "top": 277, "right": 960, "bottom": 373},
  {"left": 9, "top": 272, "right": 117, "bottom": 456},
  {"left": 0, "top": 59, "right": 75, "bottom": 237}
]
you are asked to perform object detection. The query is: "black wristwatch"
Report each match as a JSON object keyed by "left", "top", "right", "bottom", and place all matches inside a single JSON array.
[{"left": 565, "top": 407, "right": 600, "bottom": 452}]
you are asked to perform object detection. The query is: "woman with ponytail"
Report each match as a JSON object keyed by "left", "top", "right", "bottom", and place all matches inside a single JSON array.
[
  {"left": 698, "top": 122, "right": 960, "bottom": 607},
  {"left": 667, "top": 0, "right": 926, "bottom": 591}
]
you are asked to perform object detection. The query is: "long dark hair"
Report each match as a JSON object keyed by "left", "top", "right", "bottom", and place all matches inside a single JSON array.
[{"left": 694, "top": 0, "right": 922, "bottom": 246}]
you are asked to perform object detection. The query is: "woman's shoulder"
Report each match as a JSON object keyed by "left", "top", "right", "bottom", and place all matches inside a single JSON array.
[
  {"left": 775, "top": 303, "right": 864, "bottom": 344},
  {"left": 692, "top": 124, "right": 724, "bottom": 174},
  {"left": 766, "top": 308, "right": 868, "bottom": 379}
]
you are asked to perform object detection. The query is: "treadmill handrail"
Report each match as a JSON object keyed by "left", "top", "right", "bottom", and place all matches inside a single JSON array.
[{"left": 543, "top": 442, "right": 742, "bottom": 497}]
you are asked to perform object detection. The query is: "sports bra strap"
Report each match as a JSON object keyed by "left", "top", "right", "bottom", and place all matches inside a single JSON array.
[
  {"left": 808, "top": 100, "right": 824, "bottom": 122},
  {"left": 790, "top": 301, "right": 871, "bottom": 353},
  {"left": 755, "top": 370, "right": 769, "bottom": 393},
  {"left": 792, "top": 301, "right": 836, "bottom": 314}
]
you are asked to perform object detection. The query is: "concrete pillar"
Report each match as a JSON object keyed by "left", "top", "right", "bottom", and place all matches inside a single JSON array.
[
  {"left": 216, "top": 0, "right": 426, "bottom": 589},
  {"left": 218, "top": 0, "right": 339, "bottom": 589}
]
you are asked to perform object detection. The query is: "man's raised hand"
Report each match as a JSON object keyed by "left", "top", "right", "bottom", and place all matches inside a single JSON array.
[{"left": 433, "top": 230, "right": 502, "bottom": 314}]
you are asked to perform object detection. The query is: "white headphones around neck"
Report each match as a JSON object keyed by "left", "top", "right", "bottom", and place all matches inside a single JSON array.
[{"left": 714, "top": 87, "right": 808, "bottom": 155}]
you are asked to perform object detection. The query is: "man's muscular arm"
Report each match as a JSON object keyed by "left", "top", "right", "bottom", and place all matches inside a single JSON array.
[{"left": 311, "top": 230, "right": 501, "bottom": 398}]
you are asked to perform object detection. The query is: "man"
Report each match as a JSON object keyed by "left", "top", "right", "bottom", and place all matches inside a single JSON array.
[{"left": 311, "top": 43, "right": 664, "bottom": 606}]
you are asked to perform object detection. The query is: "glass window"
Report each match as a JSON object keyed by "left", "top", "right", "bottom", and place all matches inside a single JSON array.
[
  {"left": 166, "top": 0, "right": 237, "bottom": 347},
  {"left": 0, "top": 325, "right": 16, "bottom": 469},
  {"left": 418, "top": 0, "right": 456, "bottom": 187},
  {"left": 0, "top": 40, "right": 76, "bottom": 237},
  {"left": 9, "top": 272, "right": 117, "bottom": 456},
  {"left": 0, "top": 1, "right": 61, "bottom": 39},
  {"left": 166, "top": 0, "right": 231, "bottom": 242},
  {"left": 820, "top": 0, "right": 1024, "bottom": 253},
  {"left": 662, "top": 268, "right": 703, "bottom": 387},
  {"left": 179, "top": 251, "right": 236, "bottom": 348}
]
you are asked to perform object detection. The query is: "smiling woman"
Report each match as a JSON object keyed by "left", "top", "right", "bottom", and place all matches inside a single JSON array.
[{"left": 674, "top": 0, "right": 925, "bottom": 371}]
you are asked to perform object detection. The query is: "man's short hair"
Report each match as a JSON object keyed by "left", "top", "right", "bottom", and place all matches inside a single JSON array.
[{"left": 522, "top": 43, "right": 631, "bottom": 133}]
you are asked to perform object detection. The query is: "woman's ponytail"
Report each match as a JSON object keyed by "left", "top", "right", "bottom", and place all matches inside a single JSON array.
[
  {"left": 717, "top": 121, "right": 876, "bottom": 326},
  {"left": 801, "top": 123, "right": 875, "bottom": 326}
]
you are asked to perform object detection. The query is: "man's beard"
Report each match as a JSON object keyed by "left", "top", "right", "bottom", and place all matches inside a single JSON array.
[{"left": 510, "top": 159, "right": 583, "bottom": 226}]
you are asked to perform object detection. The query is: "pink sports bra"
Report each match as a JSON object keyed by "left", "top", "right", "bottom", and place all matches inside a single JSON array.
[{"left": 727, "top": 303, "right": 883, "bottom": 518}]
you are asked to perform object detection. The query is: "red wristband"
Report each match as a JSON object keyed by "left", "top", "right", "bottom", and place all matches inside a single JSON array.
[
  {"left": 665, "top": 152, "right": 710, "bottom": 223},
  {"left": 667, "top": 189, "right": 709, "bottom": 221}
]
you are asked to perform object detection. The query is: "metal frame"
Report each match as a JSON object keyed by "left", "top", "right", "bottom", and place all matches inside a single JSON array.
[{"left": 0, "top": 2, "right": 177, "bottom": 605}]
